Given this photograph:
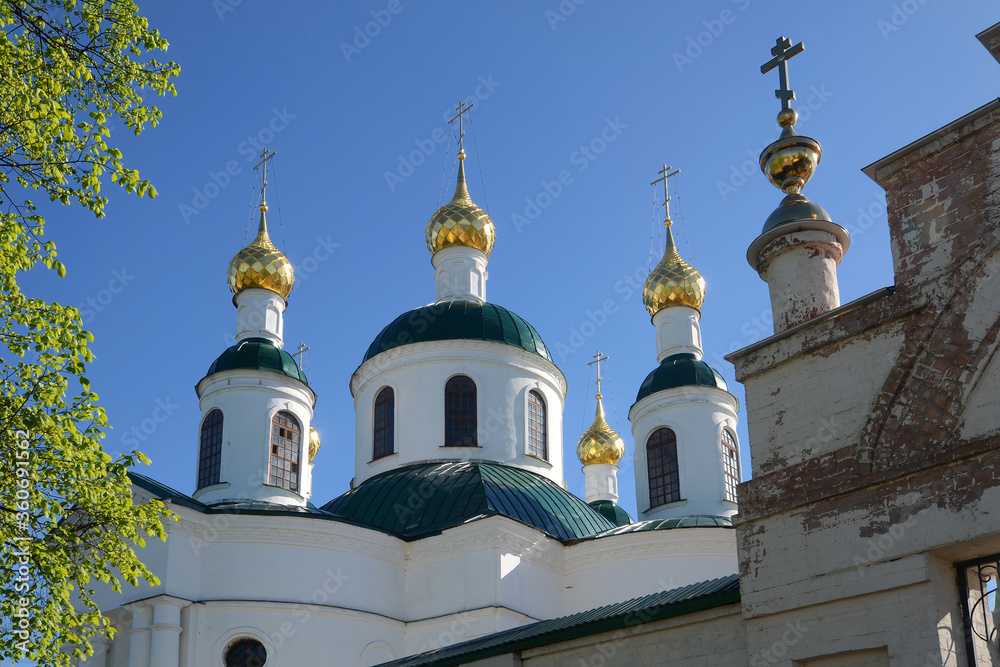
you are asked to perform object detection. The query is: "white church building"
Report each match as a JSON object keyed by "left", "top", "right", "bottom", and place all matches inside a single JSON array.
[
  {"left": 82, "top": 127, "right": 742, "bottom": 666},
  {"left": 81, "top": 25, "right": 1000, "bottom": 667}
]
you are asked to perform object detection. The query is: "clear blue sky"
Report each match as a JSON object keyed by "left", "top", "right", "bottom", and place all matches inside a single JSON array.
[{"left": 18, "top": 1, "right": 1000, "bottom": 538}]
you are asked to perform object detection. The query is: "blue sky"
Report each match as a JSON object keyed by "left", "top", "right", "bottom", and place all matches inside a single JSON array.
[{"left": 17, "top": 0, "right": 1000, "bottom": 543}]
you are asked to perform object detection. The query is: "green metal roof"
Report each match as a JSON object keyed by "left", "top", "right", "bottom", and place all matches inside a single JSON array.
[
  {"left": 204, "top": 337, "right": 308, "bottom": 385},
  {"left": 362, "top": 301, "right": 552, "bottom": 364},
  {"left": 322, "top": 461, "right": 614, "bottom": 541},
  {"left": 587, "top": 499, "right": 633, "bottom": 527},
  {"left": 594, "top": 515, "right": 733, "bottom": 538},
  {"left": 634, "top": 353, "right": 727, "bottom": 404},
  {"left": 374, "top": 574, "right": 741, "bottom": 667}
]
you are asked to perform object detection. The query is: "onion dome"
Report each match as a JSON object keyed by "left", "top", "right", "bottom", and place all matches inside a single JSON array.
[
  {"left": 577, "top": 395, "right": 625, "bottom": 466},
  {"left": 308, "top": 427, "right": 321, "bottom": 462},
  {"left": 425, "top": 151, "right": 496, "bottom": 256},
  {"left": 642, "top": 223, "right": 706, "bottom": 315},
  {"left": 228, "top": 203, "right": 295, "bottom": 299}
]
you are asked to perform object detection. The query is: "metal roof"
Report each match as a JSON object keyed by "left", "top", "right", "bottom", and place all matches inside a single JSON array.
[
  {"left": 203, "top": 337, "right": 308, "bottom": 385},
  {"left": 374, "top": 574, "right": 741, "bottom": 667},
  {"left": 322, "top": 461, "right": 615, "bottom": 541},
  {"left": 634, "top": 352, "right": 728, "bottom": 404},
  {"left": 593, "top": 514, "right": 733, "bottom": 538},
  {"left": 362, "top": 301, "right": 552, "bottom": 364}
]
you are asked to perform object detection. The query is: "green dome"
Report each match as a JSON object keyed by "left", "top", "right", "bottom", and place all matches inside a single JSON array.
[
  {"left": 634, "top": 353, "right": 727, "bottom": 404},
  {"left": 363, "top": 301, "right": 552, "bottom": 364},
  {"left": 204, "top": 337, "right": 308, "bottom": 384},
  {"left": 322, "top": 461, "right": 614, "bottom": 541},
  {"left": 588, "top": 500, "right": 633, "bottom": 527}
]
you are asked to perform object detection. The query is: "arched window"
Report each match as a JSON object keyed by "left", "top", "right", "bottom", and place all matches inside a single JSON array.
[
  {"left": 647, "top": 427, "right": 680, "bottom": 508},
  {"left": 373, "top": 387, "right": 395, "bottom": 460},
  {"left": 225, "top": 638, "right": 266, "bottom": 667},
  {"left": 527, "top": 390, "right": 547, "bottom": 460},
  {"left": 269, "top": 411, "right": 301, "bottom": 492},
  {"left": 444, "top": 375, "right": 477, "bottom": 447},
  {"left": 197, "top": 409, "right": 224, "bottom": 490},
  {"left": 722, "top": 429, "right": 740, "bottom": 502}
]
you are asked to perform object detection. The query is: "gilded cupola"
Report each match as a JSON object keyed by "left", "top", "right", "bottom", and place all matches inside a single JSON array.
[
  {"left": 577, "top": 394, "right": 625, "bottom": 466},
  {"left": 642, "top": 166, "right": 705, "bottom": 315},
  {"left": 228, "top": 201, "right": 295, "bottom": 300},
  {"left": 425, "top": 150, "right": 496, "bottom": 256}
]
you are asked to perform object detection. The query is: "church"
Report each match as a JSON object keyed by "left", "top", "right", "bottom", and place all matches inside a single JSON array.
[{"left": 80, "top": 24, "right": 1000, "bottom": 667}]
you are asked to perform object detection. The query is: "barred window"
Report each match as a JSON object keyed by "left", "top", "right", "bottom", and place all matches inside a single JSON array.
[
  {"left": 225, "top": 638, "right": 266, "bottom": 667},
  {"left": 647, "top": 427, "right": 680, "bottom": 508},
  {"left": 269, "top": 411, "right": 301, "bottom": 492},
  {"left": 527, "top": 390, "right": 547, "bottom": 459},
  {"left": 373, "top": 387, "right": 395, "bottom": 460},
  {"left": 722, "top": 429, "right": 740, "bottom": 503},
  {"left": 197, "top": 409, "right": 224, "bottom": 490},
  {"left": 957, "top": 554, "right": 1000, "bottom": 665},
  {"left": 445, "top": 375, "right": 477, "bottom": 447}
]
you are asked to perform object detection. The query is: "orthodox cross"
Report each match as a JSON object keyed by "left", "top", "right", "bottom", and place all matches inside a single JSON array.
[
  {"left": 254, "top": 147, "right": 276, "bottom": 202},
  {"left": 760, "top": 36, "right": 804, "bottom": 111},
  {"left": 448, "top": 101, "right": 474, "bottom": 152},
  {"left": 588, "top": 350, "right": 610, "bottom": 396},
  {"left": 650, "top": 164, "right": 681, "bottom": 226},
  {"left": 292, "top": 341, "right": 310, "bottom": 366}
]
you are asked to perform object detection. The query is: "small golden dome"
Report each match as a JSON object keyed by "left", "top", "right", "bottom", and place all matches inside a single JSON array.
[
  {"left": 308, "top": 426, "right": 321, "bottom": 462},
  {"left": 642, "top": 223, "right": 706, "bottom": 315},
  {"left": 228, "top": 204, "right": 295, "bottom": 299},
  {"left": 425, "top": 152, "right": 496, "bottom": 256},
  {"left": 577, "top": 395, "right": 625, "bottom": 466}
]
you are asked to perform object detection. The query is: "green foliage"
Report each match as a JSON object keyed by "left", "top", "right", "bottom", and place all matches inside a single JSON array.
[{"left": 0, "top": 1, "right": 179, "bottom": 664}]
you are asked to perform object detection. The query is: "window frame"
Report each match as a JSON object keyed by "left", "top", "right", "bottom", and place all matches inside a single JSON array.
[
  {"left": 444, "top": 374, "right": 479, "bottom": 447},
  {"left": 268, "top": 410, "right": 302, "bottom": 493},
  {"left": 526, "top": 389, "right": 548, "bottom": 460},
  {"left": 197, "top": 409, "right": 224, "bottom": 490},
  {"left": 721, "top": 428, "right": 740, "bottom": 503},
  {"left": 647, "top": 426, "right": 681, "bottom": 509},
  {"left": 373, "top": 386, "right": 395, "bottom": 460}
]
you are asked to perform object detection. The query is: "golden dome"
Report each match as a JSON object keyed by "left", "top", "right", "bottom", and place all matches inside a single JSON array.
[
  {"left": 425, "top": 152, "right": 496, "bottom": 256},
  {"left": 228, "top": 204, "right": 295, "bottom": 299},
  {"left": 642, "top": 223, "right": 706, "bottom": 315},
  {"left": 577, "top": 395, "right": 625, "bottom": 466},
  {"left": 308, "top": 426, "right": 321, "bottom": 462}
]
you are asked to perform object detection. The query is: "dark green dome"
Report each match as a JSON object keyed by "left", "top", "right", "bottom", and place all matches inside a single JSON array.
[
  {"left": 588, "top": 500, "right": 633, "bottom": 527},
  {"left": 634, "top": 353, "right": 727, "bottom": 404},
  {"left": 204, "top": 337, "right": 308, "bottom": 384},
  {"left": 322, "top": 461, "right": 614, "bottom": 541},
  {"left": 363, "top": 300, "right": 552, "bottom": 364}
]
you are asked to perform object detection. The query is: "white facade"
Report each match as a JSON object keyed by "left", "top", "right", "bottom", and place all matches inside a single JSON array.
[
  {"left": 630, "top": 386, "right": 740, "bottom": 519},
  {"left": 350, "top": 339, "right": 567, "bottom": 487},
  {"left": 85, "top": 483, "right": 737, "bottom": 667},
  {"left": 233, "top": 288, "right": 287, "bottom": 347},
  {"left": 193, "top": 369, "right": 315, "bottom": 506}
]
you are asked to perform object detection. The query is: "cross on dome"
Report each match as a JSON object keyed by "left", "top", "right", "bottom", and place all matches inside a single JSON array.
[
  {"left": 650, "top": 165, "right": 681, "bottom": 227},
  {"left": 761, "top": 36, "right": 804, "bottom": 112}
]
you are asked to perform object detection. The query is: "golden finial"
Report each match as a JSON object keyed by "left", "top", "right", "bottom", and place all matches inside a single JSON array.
[
  {"left": 308, "top": 426, "right": 321, "bottom": 462},
  {"left": 577, "top": 351, "right": 625, "bottom": 466},
  {"left": 757, "top": 36, "right": 834, "bottom": 232},
  {"left": 642, "top": 165, "right": 705, "bottom": 314},
  {"left": 227, "top": 147, "right": 295, "bottom": 299},
  {"left": 425, "top": 101, "right": 496, "bottom": 255}
]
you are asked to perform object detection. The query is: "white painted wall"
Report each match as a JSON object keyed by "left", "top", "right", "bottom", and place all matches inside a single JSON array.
[
  {"left": 350, "top": 339, "right": 567, "bottom": 486},
  {"left": 193, "top": 369, "right": 315, "bottom": 506},
  {"left": 233, "top": 288, "right": 286, "bottom": 347},
  {"left": 432, "top": 246, "right": 488, "bottom": 303},
  {"left": 629, "top": 386, "right": 740, "bottom": 520}
]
